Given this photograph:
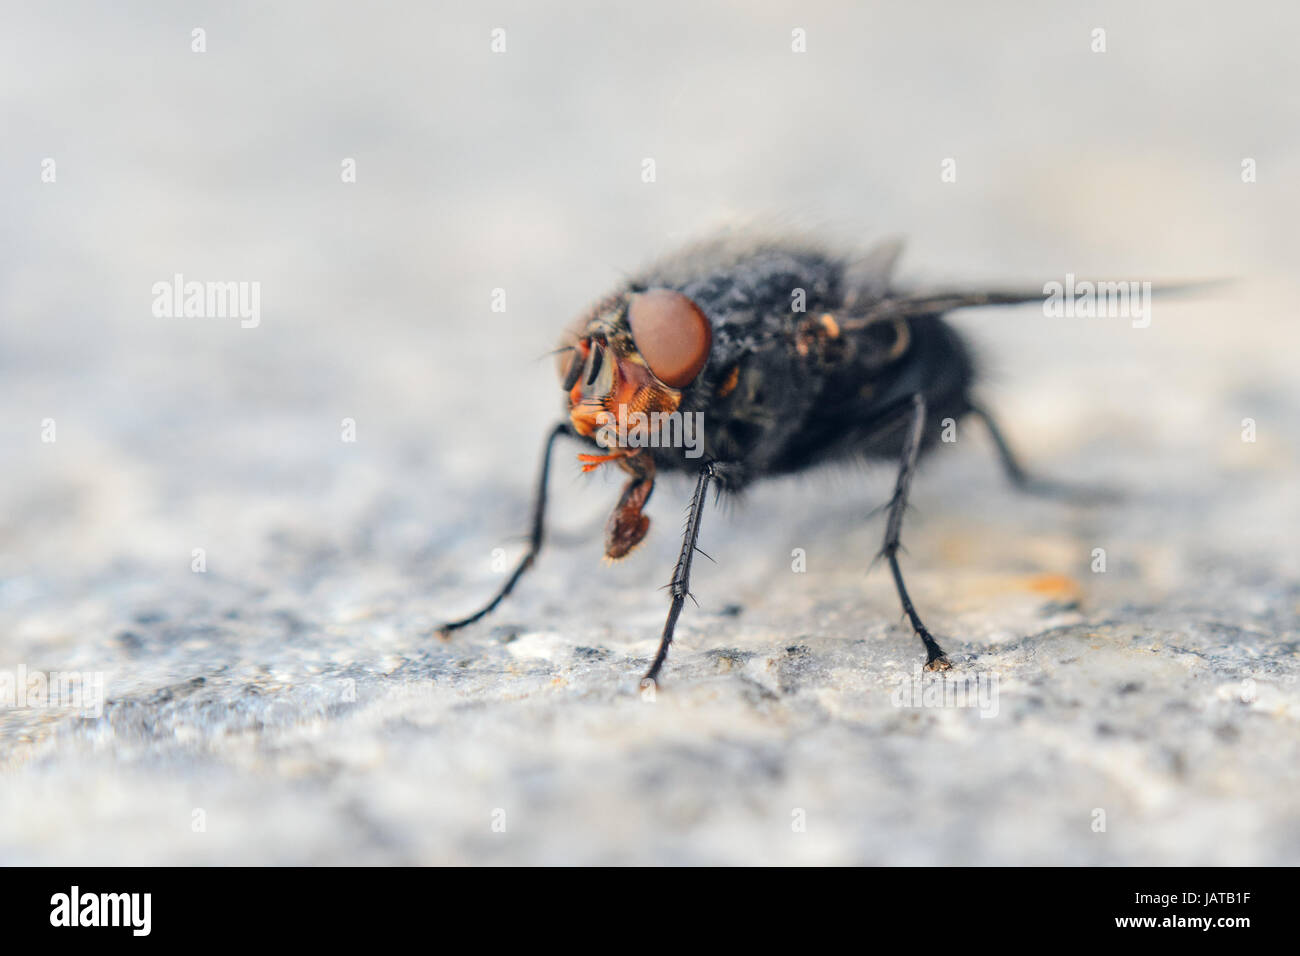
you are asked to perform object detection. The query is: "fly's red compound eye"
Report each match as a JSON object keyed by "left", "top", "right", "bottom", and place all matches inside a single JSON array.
[{"left": 626, "top": 289, "right": 712, "bottom": 388}]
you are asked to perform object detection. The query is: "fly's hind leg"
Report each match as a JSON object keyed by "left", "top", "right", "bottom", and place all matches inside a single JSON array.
[
  {"left": 967, "top": 403, "right": 1117, "bottom": 504},
  {"left": 437, "top": 422, "right": 570, "bottom": 637},
  {"left": 879, "top": 393, "right": 951, "bottom": 670}
]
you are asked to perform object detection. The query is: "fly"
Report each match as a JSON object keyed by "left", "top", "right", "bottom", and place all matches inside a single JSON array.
[{"left": 439, "top": 235, "right": 1093, "bottom": 687}]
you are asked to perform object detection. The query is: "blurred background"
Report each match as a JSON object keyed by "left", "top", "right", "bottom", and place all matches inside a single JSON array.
[{"left": 1, "top": 1, "right": 1297, "bottom": 864}]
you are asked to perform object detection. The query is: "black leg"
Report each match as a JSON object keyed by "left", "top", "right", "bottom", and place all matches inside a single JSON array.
[
  {"left": 880, "top": 394, "right": 951, "bottom": 670},
  {"left": 966, "top": 402, "right": 1032, "bottom": 488},
  {"left": 438, "top": 422, "right": 569, "bottom": 636},
  {"left": 642, "top": 462, "right": 715, "bottom": 687},
  {"left": 968, "top": 403, "right": 1116, "bottom": 503}
]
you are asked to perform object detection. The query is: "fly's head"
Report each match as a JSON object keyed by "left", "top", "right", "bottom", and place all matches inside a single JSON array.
[
  {"left": 557, "top": 288, "right": 713, "bottom": 559},
  {"left": 558, "top": 288, "right": 712, "bottom": 464}
]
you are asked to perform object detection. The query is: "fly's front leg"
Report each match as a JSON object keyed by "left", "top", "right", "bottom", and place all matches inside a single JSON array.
[
  {"left": 438, "top": 422, "right": 569, "bottom": 637},
  {"left": 642, "top": 462, "right": 715, "bottom": 687},
  {"left": 879, "top": 394, "right": 951, "bottom": 670}
]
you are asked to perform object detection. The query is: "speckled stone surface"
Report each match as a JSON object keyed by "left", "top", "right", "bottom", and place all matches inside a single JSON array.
[{"left": 1, "top": 1, "right": 1297, "bottom": 865}]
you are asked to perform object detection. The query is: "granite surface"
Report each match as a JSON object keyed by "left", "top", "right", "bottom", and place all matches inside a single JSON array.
[{"left": 1, "top": 1, "right": 1297, "bottom": 864}]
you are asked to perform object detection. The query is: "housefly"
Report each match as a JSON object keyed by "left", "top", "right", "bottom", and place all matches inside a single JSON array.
[{"left": 439, "top": 235, "right": 1072, "bottom": 687}]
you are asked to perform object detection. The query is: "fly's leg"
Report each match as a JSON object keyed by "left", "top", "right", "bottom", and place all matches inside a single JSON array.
[
  {"left": 642, "top": 462, "right": 715, "bottom": 687},
  {"left": 968, "top": 403, "right": 1116, "bottom": 503},
  {"left": 880, "top": 393, "right": 951, "bottom": 670},
  {"left": 438, "top": 422, "right": 569, "bottom": 637},
  {"left": 967, "top": 402, "right": 1031, "bottom": 488}
]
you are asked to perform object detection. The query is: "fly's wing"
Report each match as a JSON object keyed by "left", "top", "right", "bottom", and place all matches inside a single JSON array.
[
  {"left": 842, "top": 238, "right": 1047, "bottom": 318},
  {"left": 850, "top": 288, "right": 1048, "bottom": 325},
  {"left": 842, "top": 237, "right": 906, "bottom": 309},
  {"left": 865, "top": 278, "right": 1225, "bottom": 323}
]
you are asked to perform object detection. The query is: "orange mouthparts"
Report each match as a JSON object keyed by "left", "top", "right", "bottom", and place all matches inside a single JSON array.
[
  {"left": 603, "top": 454, "right": 656, "bottom": 560},
  {"left": 576, "top": 450, "right": 633, "bottom": 473}
]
